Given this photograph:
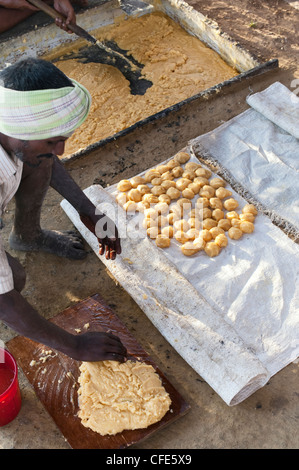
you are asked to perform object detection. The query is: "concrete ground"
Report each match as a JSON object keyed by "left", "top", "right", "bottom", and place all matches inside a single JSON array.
[{"left": 0, "top": 0, "right": 298, "bottom": 449}]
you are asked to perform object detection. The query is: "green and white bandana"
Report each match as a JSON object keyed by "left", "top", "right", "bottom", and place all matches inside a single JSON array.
[{"left": 0, "top": 79, "right": 91, "bottom": 140}]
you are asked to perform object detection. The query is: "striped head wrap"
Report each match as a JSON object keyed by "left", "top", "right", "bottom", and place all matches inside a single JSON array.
[{"left": 0, "top": 79, "right": 91, "bottom": 140}]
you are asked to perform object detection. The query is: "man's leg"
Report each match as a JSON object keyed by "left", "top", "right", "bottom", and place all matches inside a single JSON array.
[
  {"left": 6, "top": 251, "right": 26, "bottom": 293},
  {"left": 9, "top": 157, "right": 87, "bottom": 260},
  {"left": 0, "top": 8, "right": 36, "bottom": 34}
]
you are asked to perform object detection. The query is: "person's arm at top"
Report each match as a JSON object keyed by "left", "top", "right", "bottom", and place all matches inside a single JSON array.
[
  {"left": 52, "top": 0, "right": 76, "bottom": 33},
  {"left": 0, "top": 0, "right": 77, "bottom": 33}
]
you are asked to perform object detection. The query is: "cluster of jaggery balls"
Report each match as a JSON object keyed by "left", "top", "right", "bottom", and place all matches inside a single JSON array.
[{"left": 115, "top": 151, "right": 257, "bottom": 257}]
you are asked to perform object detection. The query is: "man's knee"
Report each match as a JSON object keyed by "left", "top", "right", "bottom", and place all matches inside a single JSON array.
[{"left": 6, "top": 252, "right": 26, "bottom": 292}]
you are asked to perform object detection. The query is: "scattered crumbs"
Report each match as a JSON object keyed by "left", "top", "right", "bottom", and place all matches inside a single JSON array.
[
  {"left": 39, "top": 349, "right": 56, "bottom": 363},
  {"left": 143, "top": 293, "right": 148, "bottom": 300},
  {"left": 58, "top": 379, "right": 63, "bottom": 384},
  {"left": 83, "top": 323, "right": 90, "bottom": 330},
  {"left": 29, "top": 349, "right": 56, "bottom": 367},
  {"left": 66, "top": 371, "right": 75, "bottom": 381},
  {"left": 123, "top": 257, "right": 133, "bottom": 264},
  {"left": 174, "top": 338, "right": 178, "bottom": 342},
  {"left": 39, "top": 356, "right": 49, "bottom": 363},
  {"left": 41, "top": 368, "right": 47, "bottom": 374},
  {"left": 75, "top": 328, "right": 81, "bottom": 333}
]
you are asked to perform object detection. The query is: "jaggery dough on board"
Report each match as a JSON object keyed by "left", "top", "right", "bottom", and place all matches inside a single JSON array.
[
  {"left": 48, "top": 12, "right": 237, "bottom": 157},
  {"left": 78, "top": 360, "right": 171, "bottom": 436}
]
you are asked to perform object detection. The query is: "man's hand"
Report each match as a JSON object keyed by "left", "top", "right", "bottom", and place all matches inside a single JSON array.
[
  {"left": 53, "top": 0, "right": 76, "bottom": 33},
  {"left": 49, "top": 156, "right": 121, "bottom": 259},
  {"left": 0, "top": 289, "right": 127, "bottom": 363},
  {"left": 71, "top": 331, "right": 127, "bottom": 362},
  {"left": 80, "top": 213, "right": 122, "bottom": 260},
  {"left": 0, "top": 0, "right": 39, "bottom": 10}
]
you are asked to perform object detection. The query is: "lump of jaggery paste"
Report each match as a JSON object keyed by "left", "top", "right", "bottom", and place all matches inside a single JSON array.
[{"left": 77, "top": 360, "right": 171, "bottom": 435}]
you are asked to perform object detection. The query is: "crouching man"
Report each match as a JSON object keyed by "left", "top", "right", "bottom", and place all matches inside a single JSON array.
[{"left": 0, "top": 58, "right": 127, "bottom": 362}]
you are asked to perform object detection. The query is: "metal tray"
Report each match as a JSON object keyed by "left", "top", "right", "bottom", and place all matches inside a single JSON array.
[{"left": 0, "top": 0, "right": 278, "bottom": 162}]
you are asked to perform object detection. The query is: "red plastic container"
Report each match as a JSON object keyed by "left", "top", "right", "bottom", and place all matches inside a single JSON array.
[{"left": 0, "top": 348, "right": 21, "bottom": 426}]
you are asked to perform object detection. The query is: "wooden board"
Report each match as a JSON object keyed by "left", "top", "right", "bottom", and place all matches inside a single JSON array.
[{"left": 6, "top": 294, "right": 190, "bottom": 449}]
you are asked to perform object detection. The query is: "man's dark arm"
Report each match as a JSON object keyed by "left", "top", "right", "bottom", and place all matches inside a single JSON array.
[
  {"left": 0, "top": 289, "right": 127, "bottom": 362},
  {"left": 50, "top": 155, "right": 121, "bottom": 260}
]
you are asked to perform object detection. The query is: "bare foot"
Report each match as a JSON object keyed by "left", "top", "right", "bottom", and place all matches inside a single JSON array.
[{"left": 9, "top": 229, "right": 87, "bottom": 260}]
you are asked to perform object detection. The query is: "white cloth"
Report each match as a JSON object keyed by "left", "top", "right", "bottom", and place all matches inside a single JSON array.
[
  {"left": 61, "top": 82, "right": 299, "bottom": 405},
  {"left": 0, "top": 145, "right": 23, "bottom": 294},
  {"left": 246, "top": 81, "right": 299, "bottom": 139}
]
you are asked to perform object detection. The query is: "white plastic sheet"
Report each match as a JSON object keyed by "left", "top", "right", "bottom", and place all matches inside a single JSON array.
[
  {"left": 192, "top": 82, "right": 299, "bottom": 235},
  {"left": 61, "top": 82, "right": 299, "bottom": 405}
]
